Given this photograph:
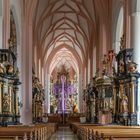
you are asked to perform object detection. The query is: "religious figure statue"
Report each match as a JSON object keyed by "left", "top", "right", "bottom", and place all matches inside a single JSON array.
[
  {"left": 108, "top": 50, "right": 115, "bottom": 73},
  {"left": 7, "top": 65, "right": 14, "bottom": 74},
  {"left": 95, "top": 67, "right": 100, "bottom": 78},
  {"left": 120, "top": 94, "right": 128, "bottom": 113},
  {"left": 128, "top": 60, "right": 137, "bottom": 73},
  {"left": 102, "top": 54, "right": 109, "bottom": 75},
  {"left": 3, "top": 93, "right": 10, "bottom": 113},
  {"left": 3, "top": 59, "right": 10, "bottom": 73},
  {"left": 0, "top": 63, "right": 5, "bottom": 73},
  {"left": 8, "top": 37, "right": 16, "bottom": 52},
  {"left": 112, "top": 67, "right": 117, "bottom": 77},
  {"left": 120, "top": 34, "right": 125, "bottom": 50},
  {"left": 66, "top": 95, "right": 75, "bottom": 112},
  {"left": 108, "top": 50, "right": 115, "bottom": 63},
  {"left": 73, "top": 104, "right": 78, "bottom": 113},
  {"left": 119, "top": 59, "right": 125, "bottom": 73}
]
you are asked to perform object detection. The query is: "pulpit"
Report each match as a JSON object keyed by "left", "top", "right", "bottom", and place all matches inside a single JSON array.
[{"left": 96, "top": 73, "right": 113, "bottom": 124}]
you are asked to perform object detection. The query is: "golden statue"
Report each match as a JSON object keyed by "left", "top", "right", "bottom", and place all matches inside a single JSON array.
[
  {"left": 3, "top": 94, "right": 10, "bottom": 113},
  {"left": 120, "top": 94, "right": 128, "bottom": 113},
  {"left": 0, "top": 63, "right": 5, "bottom": 73},
  {"left": 128, "top": 60, "right": 137, "bottom": 73},
  {"left": 120, "top": 34, "right": 125, "bottom": 50},
  {"left": 102, "top": 54, "right": 109, "bottom": 75},
  {"left": 7, "top": 65, "right": 14, "bottom": 74},
  {"left": 73, "top": 104, "right": 78, "bottom": 113},
  {"left": 119, "top": 60, "right": 125, "bottom": 73},
  {"left": 8, "top": 37, "right": 16, "bottom": 50}
]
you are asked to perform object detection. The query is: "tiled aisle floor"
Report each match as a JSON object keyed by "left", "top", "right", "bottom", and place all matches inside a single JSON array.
[{"left": 49, "top": 126, "right": 78, "bottom": 140}]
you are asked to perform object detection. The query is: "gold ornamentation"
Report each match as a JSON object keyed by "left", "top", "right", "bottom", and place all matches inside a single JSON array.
[
  {"left": 7, "top": 65, "right": 14, "bottom": 74},
  {"left": 0, "top": 82, "right": 2, "bottom": 113},
  {"left": 102, "top": 54, "right": 109, "bottom": 75},
  {"left": 3, "top": 93, "right": 10, "bottom": 113},
  {"left": 128, "top": 60, "right": 137, "bottom": 73},
  {"left": 119, "top": 60, "right": 125, "bottom": 73},
  {"left": 0, "top": 63, "right": 5, "bottom": 74},
  {"left": 131, "top": 82, "right": 135, "bottom": 113},
  {"left": 120, "top": 94, "right": 128, "bottom": 113},
  {"left": 120, "top": 34, "right": 125, "bottom": 50}
]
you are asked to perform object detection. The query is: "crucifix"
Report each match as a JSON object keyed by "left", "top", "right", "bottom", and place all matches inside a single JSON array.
[{"left": 61, "top": 75, "right": 66, "bottom": 124}]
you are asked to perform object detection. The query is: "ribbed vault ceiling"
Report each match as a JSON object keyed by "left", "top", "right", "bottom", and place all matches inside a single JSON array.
[{"left": 33, "top": 0, "right": 95, "bottom": 75}]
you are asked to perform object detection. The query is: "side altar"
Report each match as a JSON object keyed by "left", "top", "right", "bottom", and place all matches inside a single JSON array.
[
  {"left": 114, "top": 48, "right": 140, "bottom": 125},
  {"left": 0, "top": 41, "right": 21, "bottom": 126},
  {"left": 83, "top": 47, "right": 140, "bottom": 126}
]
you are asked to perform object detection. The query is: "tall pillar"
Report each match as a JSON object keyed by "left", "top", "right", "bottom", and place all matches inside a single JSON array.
[
  {"left": 17, "top": 43, "right": 22, "bottom": 110},
  {"left": 93, "top": 47, "right": 96, "bottom": 76},
  {"left": 113, "top": 41, "right": 120, "bottom": 54},
  {"left": 20, "top": 20, "right": 33, "bottom": 124},
  {"left": 3, "top": 0, "right": 10, "bottom": 49},
  {"left": 78, "top": 73, "right": 83, "bottom": 113},
  {"left": 131, "top": 12, "right": 140, "bottom": 124},
  {"left": 0, "top": 0, "right": 10, "bottom": 49},
  {"left": 45, "top": 73, "right": 50, "bottom": 113},
  {"left": 88, "top": 59, "right": 90, "bottom": 83}
]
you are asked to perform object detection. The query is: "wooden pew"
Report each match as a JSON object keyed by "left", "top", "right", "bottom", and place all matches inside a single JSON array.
[
  {"left": 72, "top": 123, "right": 140, "bottom": 140},
  {"left": 98, "top": 130, "right": 140, "bottom": 140},
  {"left": 0, "top": 126, "right": 34, "bottom": 140},
  {"left": 0, "top": 123, "right": 57, "bottom": 140}
]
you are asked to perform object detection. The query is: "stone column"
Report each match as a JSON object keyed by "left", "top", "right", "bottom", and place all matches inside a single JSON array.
[
  {"left": 45, "top": 73, "right": 50, "bottom": 113},
  {"left": 0, "top": 0, "right": 10, "bottom": 49},
  {"left": 113, "top": 41, "right": 120, "bottom": 54},
  {"left": 3, "top": 0, "right": 10, "bottom": 49},
  {"left": 93, "top": 47, "right": 96, "bottom": 76},
  {"left": 20, "top": 20, "right": 33, "bottom": 124},
  {"left": 78, "top": 73, "right": 83, "bottom": 113},
  {"left": 44, "top": 75, "right": 48, "bottom": 113},
  {"left": 131, "top": 12, "right": 140, "bottom": 124}
]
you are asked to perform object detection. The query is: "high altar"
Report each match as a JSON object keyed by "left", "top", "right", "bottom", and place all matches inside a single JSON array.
[{"left": 51, "top": 66, "right": 78, "bottom": 115}]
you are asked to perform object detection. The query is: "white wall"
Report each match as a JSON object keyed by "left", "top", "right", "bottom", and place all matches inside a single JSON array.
[
  {"left": 112, "top": 0, "right": 123, "bottom": 52},
  {"left": 131, "top": 0, "right": 140, "bottom": 125}
]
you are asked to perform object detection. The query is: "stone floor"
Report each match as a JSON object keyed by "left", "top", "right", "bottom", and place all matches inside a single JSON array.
[{"left": 49, "top": 126, "right": 78, "bottom": 140}]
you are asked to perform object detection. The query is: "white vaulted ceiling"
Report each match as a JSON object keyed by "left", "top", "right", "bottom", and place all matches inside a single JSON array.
[{"left": 33, "top": 0, "right": 96, "bottom": 75}]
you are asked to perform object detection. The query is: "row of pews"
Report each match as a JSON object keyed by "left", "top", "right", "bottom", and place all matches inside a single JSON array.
[
  {"left": 71, "top": 123, "right": 140, "bottom": 140},
  {"left": 0, "top": 123, "right": 57, "bottom": 140}
]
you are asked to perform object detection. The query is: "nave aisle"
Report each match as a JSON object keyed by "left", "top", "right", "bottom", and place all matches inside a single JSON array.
[{"left": 49, "top": 126, "right": 78, "bottom": 140}]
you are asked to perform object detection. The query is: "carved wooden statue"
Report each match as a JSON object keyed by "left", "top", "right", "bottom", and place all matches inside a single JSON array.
[{"left": 32, "top": 76, "right": 45, "bottom": 123}]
